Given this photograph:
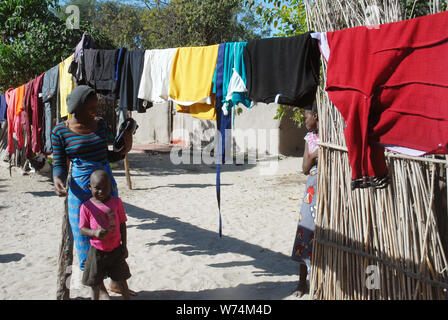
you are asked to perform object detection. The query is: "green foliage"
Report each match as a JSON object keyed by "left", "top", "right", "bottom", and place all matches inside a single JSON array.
[
  {"left": 0, "top": 0, "right": 113, "bottom": 92},
  {"left": 246, "top": 0, "right": 307, "bottom": 37},
  {"left": 400, "top": 0, "right": 448, "bottom": 18},
  {"left": 144, "top": 0, "right": 271, "bottom": 48},
  {"left": 273, "top": 104, "right": 305, "bottom": 127},
  {"left": 62, "top": 0, "right": 146, "bottom": 49},
  {"left": 61, "top": 0, "right": 270, "bottom": 50}
]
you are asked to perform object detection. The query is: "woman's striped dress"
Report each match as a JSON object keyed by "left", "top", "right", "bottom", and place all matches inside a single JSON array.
[{"left": 51, "top": 118, "right": 123, "bottom": 270}]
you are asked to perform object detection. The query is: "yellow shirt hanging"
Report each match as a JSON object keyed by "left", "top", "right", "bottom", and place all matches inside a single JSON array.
[
  {"left": 59, "top": 55, "right": 75, "bottom": 119},
  {"left": 169, "top": 45, "right": 219, "bottom": 120}
]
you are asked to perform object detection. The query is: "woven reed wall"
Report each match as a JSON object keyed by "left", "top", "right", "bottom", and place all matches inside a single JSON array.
[{"left": 305, "top": 0, "right": 448, "bottom": 300}]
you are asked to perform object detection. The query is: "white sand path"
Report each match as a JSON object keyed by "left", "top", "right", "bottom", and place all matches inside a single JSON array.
[{"left": 0, "top": 151, "right": 309, "bottom": 300}]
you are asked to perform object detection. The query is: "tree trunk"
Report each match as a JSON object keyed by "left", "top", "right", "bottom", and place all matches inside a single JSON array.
[
  {"left": 124, "top": 154, "right": 132, "bottom": 190},
  {"left": 56, "top": 194, "right": 74, "bottom": 300}
]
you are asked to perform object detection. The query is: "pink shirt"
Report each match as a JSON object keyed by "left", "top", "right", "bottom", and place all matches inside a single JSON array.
[
  {"left": 305, "top": 131, "right": 320, "bottom": 155},
  {"left": 79, "top": 197, "right": 127, "bottom": 252}
]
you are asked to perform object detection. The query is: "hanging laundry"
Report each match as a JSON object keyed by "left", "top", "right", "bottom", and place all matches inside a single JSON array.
[
  {"left": 59, "top": 55, "right": 75, "bottom": 118},
  {"left": 69, "top": 32, "right": 95, "bottom": 84},
  {"left": 23, "top": 81, "right": 33, "bottom": 110},
  {"left": 0, "top": 94, "right": 7, "bottom": 123},
  {"left": 310, "top": 32, "right": 435, "bottom": 158},
  {"left": 243, "top": 32, "right": 320, "bottom": 108},
  {"left": 22, "top": 80, "right": 34, "bottom": 159},
  {"left": 84, "top": 48, "right": 97, "bottom": 88},
  {"left": 309, "top": 32, "right": 330, "bottom": 62},
  {"left": 322, "top": 10, "right": 448, "bottom": 189},
  {"left": 84, "top": 49, "right": 120, "bottom": 99},
  {"left": 115, "top": 47, "right": 127, "bottom": 84},
  {"left": 5, "top": 88, "right": 17, "bottom": 154},
  {"left": 118, "top": 50, "right": 148, "bottom": 113},
  {"left": 40, "top": 65, "right": 59, "bottom": 154},
  {"left": 212, "top": 43, "right": 234, "bottom": 163},
  {"left": 5, "top": 86, "right": 26, "bottom": 154},
  {"left": 222, "top": 42, "right": 252, "bottom": 116},
  {"left": 15, "top": 84, "right": 26, "bottom": 116},
  {"left": 214, "top": 43, "right": 228, "bottom": 155},
  {"left": 312, "top": 29, "right": 431, "bottom": 162},
  {"left": 30, "top": 73, "right": 45, "bottom": 154},
  {"left": 138, "top": 48, "right": 178, "bottom": 104},
  {"left": 169, "top": 45, "right": 219, "bottom": 121},
  {"left": 115, "top": 47, "right": 128, "bottom": 132}
]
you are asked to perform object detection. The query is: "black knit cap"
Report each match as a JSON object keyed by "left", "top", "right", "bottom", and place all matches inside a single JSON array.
[
  {"left": 66, "top": 85, "right": 96, "bottom": 114},
  {"left": 303, "top": 102, "right": 318, "bottom": 114}
]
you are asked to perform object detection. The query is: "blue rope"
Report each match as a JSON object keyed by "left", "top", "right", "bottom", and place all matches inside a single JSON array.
[{"left": 215, "top": 43, "right": 226, "bottom": 238}]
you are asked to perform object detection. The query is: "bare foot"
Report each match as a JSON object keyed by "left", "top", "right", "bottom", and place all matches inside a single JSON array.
[{"left": 109, "top": 286, "right": 138, "bottom": 296}]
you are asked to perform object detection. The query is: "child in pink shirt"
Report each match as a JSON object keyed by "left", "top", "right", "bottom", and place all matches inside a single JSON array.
[{"left": 79, "top": 169, "right": 131, "bottom": 300}]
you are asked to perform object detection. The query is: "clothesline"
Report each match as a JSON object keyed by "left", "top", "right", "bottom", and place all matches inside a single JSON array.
[
  {"left": 0, "top": 31, "right": 322, "bottom": 240},
  {"left": 1, "top": 10, "right": 447, "bottom": 194},
  {"left": 0, "top": 31, "right": 319, "bottom": 159}
]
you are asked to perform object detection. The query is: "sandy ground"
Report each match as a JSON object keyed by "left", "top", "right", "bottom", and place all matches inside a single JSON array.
[{"left": 0, "top": 151, "right": 309, "bottom": 300}]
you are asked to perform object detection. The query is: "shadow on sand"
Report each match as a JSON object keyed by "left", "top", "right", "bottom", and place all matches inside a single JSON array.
[
  {"left": 0, "top": 253, "right": 25, "bottom": 263},
  {"left": 125, "top": 202, "right": 297, "bottom": 287},
  {"left": 71, "top": 201, "right": 300, "bottom": 300}
]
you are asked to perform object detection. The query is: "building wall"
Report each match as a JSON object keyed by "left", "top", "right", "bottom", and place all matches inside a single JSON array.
[
  {"left": 172, "top": 112, "right": 216, "bottom": 148},
  {"left": 132, "top": 102, "right": 172, "bottom": 145},
  {"left": 233, "top": 103, "right": 307, "bottom": 157},
  {"left": 132, "top": 101, "right": 307, "bottom": 157}
]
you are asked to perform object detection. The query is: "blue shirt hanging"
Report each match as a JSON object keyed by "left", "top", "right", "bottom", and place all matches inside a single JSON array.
[{"left": 0, "top": 94, "right": 7, "bottom": 129}]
